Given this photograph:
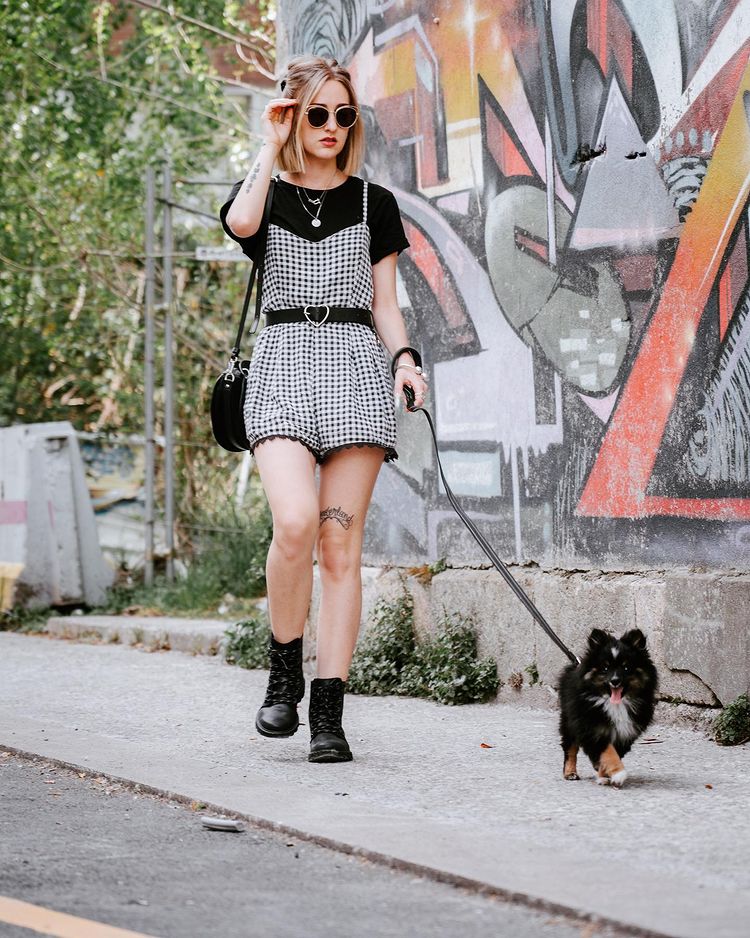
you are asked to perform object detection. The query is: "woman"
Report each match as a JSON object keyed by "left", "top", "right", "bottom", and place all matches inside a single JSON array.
[{"left": 220, "top": 55, "right": 428, "bottom": 763}]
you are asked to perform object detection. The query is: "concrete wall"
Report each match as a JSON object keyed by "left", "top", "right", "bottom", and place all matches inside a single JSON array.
[
  {"left": 0, "top": 423, "right": 113, "bottom": 608},
  {"left": 279, "top": 0, "right": 750, "bottom": 573}
]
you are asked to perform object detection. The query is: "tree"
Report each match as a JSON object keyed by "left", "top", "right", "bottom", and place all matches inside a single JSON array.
[{"left": 0, "top": 0, "right": 274, "bottom": 537}]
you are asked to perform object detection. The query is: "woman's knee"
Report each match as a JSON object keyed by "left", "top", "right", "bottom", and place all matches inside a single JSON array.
[
  {"left": 272, "top": 509, "right": 318, "bottom": 560},
  {"left": 317, "top": 532, "right": 362, "bottom": 582}
]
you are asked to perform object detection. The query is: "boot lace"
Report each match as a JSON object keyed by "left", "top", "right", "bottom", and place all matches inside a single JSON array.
[
  {"left": 310, "top": 682, "right": 344, "bottom": 735},
  {"left": 263, "top": 643, "right": 304, "bottom": 706}
]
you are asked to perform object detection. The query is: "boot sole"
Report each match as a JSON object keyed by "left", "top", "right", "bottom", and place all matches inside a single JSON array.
[{"left": 307, "top": 749, "right": 353, "bottom": 763}]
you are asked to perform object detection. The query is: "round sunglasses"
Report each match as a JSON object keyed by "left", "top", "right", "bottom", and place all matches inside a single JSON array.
[{"left": 304, "top": 104, "right": 359, "bottom": 130}]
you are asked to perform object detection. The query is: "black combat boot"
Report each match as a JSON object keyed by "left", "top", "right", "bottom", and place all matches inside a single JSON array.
[
  {"left": 308, "top": 677, "right": 353, "bottom": 763},
  {"left": 255, "top": 636, "right": 305, "bottom": 737}
]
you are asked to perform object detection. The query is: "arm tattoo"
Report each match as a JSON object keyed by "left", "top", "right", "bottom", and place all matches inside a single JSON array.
[
  {"left": 242, "top": 145, "right": 265, "bottom": 194},
  {"left": 320, "top": 506, "right": 354, "bottom": 530}
]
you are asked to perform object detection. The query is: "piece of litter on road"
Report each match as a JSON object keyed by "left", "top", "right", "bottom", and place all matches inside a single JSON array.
[
  {"left": 479, "top": 742, "right": 495, "bottom": 749},
  {"left": 201, "top": 816, "right": 246, "bottom": 832},
  {"left": 705, "top": 783, "right": 713, "bottom": 789}
]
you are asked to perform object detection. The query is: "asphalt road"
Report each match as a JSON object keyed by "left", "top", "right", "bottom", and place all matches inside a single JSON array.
[{"left": 0, "top": 753, "right": 626, "bottom": 938}]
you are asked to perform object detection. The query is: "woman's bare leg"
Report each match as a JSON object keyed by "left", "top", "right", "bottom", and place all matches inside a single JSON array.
[
  {"left": 315, "top": 445, "right": 385, "bottom": 678},
  {"left": 252, "top": 438, "right": 319, "bottom": 642}
]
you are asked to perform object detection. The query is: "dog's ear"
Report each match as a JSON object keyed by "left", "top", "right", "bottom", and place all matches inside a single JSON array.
[
  {"left": 621, "top": 628, "right": 647, "bottom": 650},
  {"left": 587, "top": 628, "right": 610, "bottom": 649}
]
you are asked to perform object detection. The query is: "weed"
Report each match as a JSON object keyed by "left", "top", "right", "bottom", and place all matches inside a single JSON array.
[
  {"left": 131, "top": 627, "right": 144, "bottom": 646},
  {"left": 405, "top": 557, "right": 448, "bottom": 585},
  {"left": 224, "top": 614, "right": 271, "bottom": 669},
  {"left": 508, "top": 671, "right": 524, "bottom": 690},
  {"left": 714, "top": 693, "right": 750, "bottom": 746},
  {"left": 400, "top": 612, "right": 499, "bottom": 705},
  {"left": 348, "top": 591, "right": 499, "bottom": 705},
  {"left": 524, "top": 663, "right": 540, "bottom": 686},
  {"left": 0, "top": 606, "right": 51, "bottom": 633},
  {"left": 347, "top": 593, "right": 416, "bottom": 696},
  {"left": 108, "top": 631, "right": 120, "bottom": 644},
  {"left": 92, "top": 494, "right": 273, "bottom": 618}
]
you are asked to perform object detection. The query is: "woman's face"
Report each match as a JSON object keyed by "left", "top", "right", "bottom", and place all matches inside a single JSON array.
[{"left": 298, "top": 79, "right": 352, "bottom": 166}]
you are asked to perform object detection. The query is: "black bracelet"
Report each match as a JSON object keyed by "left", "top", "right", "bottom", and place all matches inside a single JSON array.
[{"left": 391, "top": 345, "right": 423, "bottom": 378}]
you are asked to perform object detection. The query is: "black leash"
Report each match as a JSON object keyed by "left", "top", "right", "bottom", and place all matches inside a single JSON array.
[{"left": 403, "top": 386, "right": 580, "bottom": 666}]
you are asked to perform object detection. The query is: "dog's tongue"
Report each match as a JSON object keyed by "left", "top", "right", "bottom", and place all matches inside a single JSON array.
[{"left": 610, "top": 686, "right": 623, "bottom": 704}]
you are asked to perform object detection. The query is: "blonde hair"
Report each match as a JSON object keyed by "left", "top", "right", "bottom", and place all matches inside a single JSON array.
[{"left": 276, "top": 55, "right": 364, "bottom": 176}]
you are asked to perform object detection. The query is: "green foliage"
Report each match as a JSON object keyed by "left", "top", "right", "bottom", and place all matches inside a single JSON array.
[
  {"left": 348, "top": 592, "right": 499, "bottom": 705},
  {"left": 524, "top": 662, "right": 540, "bottom": 686},
  {"left": 0, "top": 0, "right": 275, "bottom": 545},
  {"left": 0, "top": 605, "right": 51, "bottom": 633},
  {"left": 714, "top": 694, "right": 750, "bottom": 746},
  {"left": 347, "top": 593, "right": 416, "bottom": 695},
  {"left": 95, "top": 492, "right": 272, "bottom": 616},
  {"left": 224, "top": 613, "right": 270, "bottom": 669},
  {"left": 400, "top": 613, "right": 500, "bottom": 705}
]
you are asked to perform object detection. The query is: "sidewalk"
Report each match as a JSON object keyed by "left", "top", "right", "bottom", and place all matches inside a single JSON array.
[{"left": 2, "top": 627, "right": 749, "bottom": 938}]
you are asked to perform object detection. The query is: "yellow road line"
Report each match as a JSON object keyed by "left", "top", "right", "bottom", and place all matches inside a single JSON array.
[{"left": 0, "top": 896, "right": 160, "bottom": 938}]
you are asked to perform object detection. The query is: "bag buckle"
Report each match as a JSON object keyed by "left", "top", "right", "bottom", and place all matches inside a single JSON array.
[{"left": 303, "top": 304, "right": 330, "bottom": 327}]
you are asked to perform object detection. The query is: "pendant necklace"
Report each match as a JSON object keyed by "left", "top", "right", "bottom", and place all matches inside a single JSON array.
[
  {"left": 296, "top": 166, "right": 339, "bottom": 228},
  {"left": 296, "top": 187, "right": 325, "bottom": 227}
]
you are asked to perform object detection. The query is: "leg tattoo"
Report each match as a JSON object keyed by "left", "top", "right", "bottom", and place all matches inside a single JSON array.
[{"left": 319, "top": 506, "right": 354, "bottom": 530}]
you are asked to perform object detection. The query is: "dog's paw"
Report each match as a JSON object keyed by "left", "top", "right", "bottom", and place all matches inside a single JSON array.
[
  {"left": 564, "top": 772, "right": 580, "bottom": 781},
  {"left": 610, "top": 769, "right": 628, "bottom": 788},
  {"left": 596, "top": 775, "right": 611, "bottom": 786}
]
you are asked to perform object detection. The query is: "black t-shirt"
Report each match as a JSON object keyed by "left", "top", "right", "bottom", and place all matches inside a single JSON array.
[{"left": 219, "top": 175, "right": 409, "bottom": 265}]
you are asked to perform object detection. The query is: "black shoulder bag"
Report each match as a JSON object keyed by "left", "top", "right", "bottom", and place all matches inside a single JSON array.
[{"left": 210, "top": 178, "right": 275, "bottom": 452}]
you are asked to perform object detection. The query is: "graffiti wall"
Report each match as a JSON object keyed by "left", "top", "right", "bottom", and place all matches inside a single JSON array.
[{"left": 279, "top": 0, "right": 750, "bottom": 570}]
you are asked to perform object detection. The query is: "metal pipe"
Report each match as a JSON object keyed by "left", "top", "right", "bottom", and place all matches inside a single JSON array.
[
  {"left": 144, "top": 166, "right": 156, "bottom": 586},
  {"left": 162, "top": 155, "right": 175, "bottom": 582}
]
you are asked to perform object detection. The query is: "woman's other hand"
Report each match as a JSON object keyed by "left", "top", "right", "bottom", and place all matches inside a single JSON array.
[
  {"left": 394, "top": 367, "right": 429, "bottom": 410},
  {"left": 261, "top": 98, "right": 297, "bottom": 150}
]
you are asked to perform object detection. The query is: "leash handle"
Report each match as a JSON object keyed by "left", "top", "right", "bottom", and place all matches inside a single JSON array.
[{"left": 403, "top": 386, "right": 580, "bottom": 665}]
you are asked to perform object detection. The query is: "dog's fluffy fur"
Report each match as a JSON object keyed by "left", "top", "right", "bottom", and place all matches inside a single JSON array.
[{"left": 558, "top": 628, "right": 658, "bottom": 787}]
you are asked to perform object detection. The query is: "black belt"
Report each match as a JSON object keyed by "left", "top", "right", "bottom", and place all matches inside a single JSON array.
[{"left": 265, "top": 306, "right": 374, "bottom": 328}]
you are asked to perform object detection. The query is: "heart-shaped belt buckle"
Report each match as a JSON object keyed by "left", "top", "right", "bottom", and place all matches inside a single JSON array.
[{"left": 303, "top": 304, "right": 330, "bottom": 327}]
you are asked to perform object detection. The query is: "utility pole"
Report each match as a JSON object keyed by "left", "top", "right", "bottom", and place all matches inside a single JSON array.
[
  {"left": 162, "top": 155, "right": 175, "bottom": 582},
  {"left": 144, "top": 166, "right": 156, "bottom": 586}
]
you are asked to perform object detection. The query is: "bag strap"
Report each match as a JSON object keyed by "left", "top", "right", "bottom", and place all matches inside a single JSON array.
[{"left": 230, "top": 177, "right": 276, "bottom": 358}]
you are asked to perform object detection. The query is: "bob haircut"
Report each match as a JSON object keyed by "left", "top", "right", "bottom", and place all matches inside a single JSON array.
[{"left": 276, "top": 55, "right": 364, "bottom": 177}]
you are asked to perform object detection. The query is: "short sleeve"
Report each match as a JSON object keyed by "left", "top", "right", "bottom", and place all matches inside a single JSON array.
[
  {"left": 219, "top": 180, "right": 259, "bottom": 260},
  {"left": 368, "top": 186, "right": 410, "bottom": 266}
]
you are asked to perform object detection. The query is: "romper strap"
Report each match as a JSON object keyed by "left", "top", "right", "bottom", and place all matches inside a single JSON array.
[{"left": 362, "top": 179, "right": 368, "bottom": 220}]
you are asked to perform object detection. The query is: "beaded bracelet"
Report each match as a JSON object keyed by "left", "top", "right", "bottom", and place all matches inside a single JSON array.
[{"left": 390, "top": 345, "right": 423, "bottom": 379}]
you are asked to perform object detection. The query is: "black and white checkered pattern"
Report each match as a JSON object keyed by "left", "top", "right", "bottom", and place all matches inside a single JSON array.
[
  {"left": 244, "top": 180, "right": 397, "bottom": 462},
  {"left": 262, "top": 181, "right": 373, "bottom": 310}
]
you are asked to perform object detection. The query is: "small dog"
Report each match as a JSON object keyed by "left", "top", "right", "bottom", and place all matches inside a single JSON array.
[{"left": 558, "top": 628, "right": 658, "bottom": 787}]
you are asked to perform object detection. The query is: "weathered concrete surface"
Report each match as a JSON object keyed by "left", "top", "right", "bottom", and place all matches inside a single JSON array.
[
  {"left": 308, "top": 566, "right": 731, "bottom": 709},
  {"left": 46, "top": 614, "right": 228, "bottom": 656},
  {"left": 2, "top": 631, "right": 749, "bottom": 938},
  {"left": 663, "top": 574, "right": 750, "bottom": 706}
]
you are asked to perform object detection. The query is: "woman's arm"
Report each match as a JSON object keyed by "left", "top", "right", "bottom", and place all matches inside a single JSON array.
[
  {"left": 225, "top": 97, "right": 297, "bottom": 238},
  {"left": 371, "top": 253, "right": 429, "bottom": 407}
]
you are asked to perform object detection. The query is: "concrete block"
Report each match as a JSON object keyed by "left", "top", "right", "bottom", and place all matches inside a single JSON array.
[
  {"left": 304, "top": 563, "right": 739, "bottom": 710},
  {"left": 46, "top": 615, "right": 228, "bottom": 656},
  {"left": 0, "top": 423, "right": 113, "bottom": 608},
  {"left": 663, "top": 574, "right": 750, "bottom": 706}
]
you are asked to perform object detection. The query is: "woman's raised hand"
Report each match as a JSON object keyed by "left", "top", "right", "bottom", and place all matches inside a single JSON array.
[{"left": 262, "top": 98, "right": 297, "bottom": 150}]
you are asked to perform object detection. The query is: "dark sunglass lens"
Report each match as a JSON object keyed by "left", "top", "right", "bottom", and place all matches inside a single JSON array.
[
  {"left": 336, "top": 107, "right": 357, "bottom": 128},
  {"left": 307, "top": 106, "right": 328, "bottom": 128}
]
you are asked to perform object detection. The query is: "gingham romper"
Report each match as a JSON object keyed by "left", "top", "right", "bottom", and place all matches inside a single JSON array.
[{"left": 242, "top": 179, "right": 398, "bottom": 463}]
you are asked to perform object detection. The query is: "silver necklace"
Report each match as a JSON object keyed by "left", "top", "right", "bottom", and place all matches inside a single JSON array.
[
  {"left": 295, "top": 168, "right": 339, "bottom": 228},
  {"left": 296, "top": 186, "right": 326, "bottom": 227}
]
